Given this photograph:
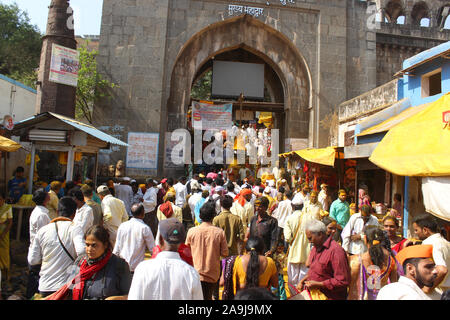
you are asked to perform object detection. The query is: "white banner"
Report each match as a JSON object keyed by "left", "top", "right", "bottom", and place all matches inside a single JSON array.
[
  {"left": 192, "top": 102, "right": 232, "bottom": 131},
  {"left": 422, "top": 176, "right": 450, "bottom": 222},
  {"left": 126, "top": 132, "right": 159, "bottom": 170},
  {"left": 49, "top": 44, "right": 79, "bottom": 87}
]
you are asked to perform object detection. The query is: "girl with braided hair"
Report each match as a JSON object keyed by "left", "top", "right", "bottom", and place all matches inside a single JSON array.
[
  {"left": 348, "top": 227, "right": 398, "bottom": 300},
  {"left": 231, "top": 236, "right": 278, "bottom": 295}
]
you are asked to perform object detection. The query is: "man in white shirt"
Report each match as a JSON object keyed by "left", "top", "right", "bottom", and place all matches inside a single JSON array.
[
  {"left": 131, "top": 180, "right": 144, "bottom": 206},
  {"left": 291, "top": 183, "right": 310, "bottom": 207},
  {"left": 26, "top": 189, "right": 51, "bottom": 299},
  {"left": 114, "top": 177, "right": 134, "bottom": 217},
  {"left": 97, "top": 185, "right": 129, "bottom": 247},
  {"left": 413, "top": 214, "right": 450, "bottom": 299},
  {"left": 173, "top": 177, "right": 188, "bottom": 208},
  {"left": 142, "top": 178, "right": 158, "bottom": 236},
  {"left": 69, "top": 188, "right": 94, "bottom": 235},
  {"left": 225, "top": 183, "right": 236, "bottom": 198},
  {"left": 27, "top": 197, "right": 85, "bottom": 297},
  {"left": 377, "top": 245, "right": 437, "bottom": 300},
  {"left": 113, "top": 203, "right": 155, "bottom": 273},
  {"left": 128, "top": 218, "right": 203, "bottom": 300},
  {"left": 188, "top": 184, "right": 203, "bottom": 223},
  {"left": 272, "top": 190, "right": 294, "bottom": 241},
  {"left": 318, "top": 183, "right": 332, "bottom": 212},
  {"left": 341, "top": 204, "right": 379, "bottom": 255}
]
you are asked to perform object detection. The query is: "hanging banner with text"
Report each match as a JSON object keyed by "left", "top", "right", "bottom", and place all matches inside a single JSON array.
[
  {"left": 126, "top": 132, "right": 159, "bottom": 170},
  {"left": 49, "top": 44, "right": 80, "bottom": 87},
  {"left": 192, "top": 102, "right": 233, "bottom": 131}
]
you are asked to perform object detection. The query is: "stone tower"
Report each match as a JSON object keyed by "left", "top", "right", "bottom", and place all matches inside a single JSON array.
[{"left": 35, "top": 0, "right": 77, "bottom": 118}]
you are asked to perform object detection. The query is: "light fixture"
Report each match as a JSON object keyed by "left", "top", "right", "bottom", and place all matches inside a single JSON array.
[{"left": 29, "top": 129, "right": 67, "bottom": 142}]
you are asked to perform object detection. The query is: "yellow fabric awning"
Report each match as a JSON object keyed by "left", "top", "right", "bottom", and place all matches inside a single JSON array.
[
  {"left": 0, "top": 135, "right": 22, "bottom": 152},
  {"left": 369, "top": 93, "right": 450, "bottom": 176},
  {"left": 278, "top": 151, "right": 294, "bottom": 158},
  {"left": 294, "top": 146, "right": 337, "bottom": 167},
  {"left": 358, "top": 102, "right": 433, "bottom": 137}
]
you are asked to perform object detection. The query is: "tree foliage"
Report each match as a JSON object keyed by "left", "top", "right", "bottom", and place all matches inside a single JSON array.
[
  {"left": 76, "top": 45, "right": 116, "bottom": 123},
  {"left": 191, "top": 70, "right": 212, "bottom": 100},
  {"left": 0, "top": 3, "right": 42, "bottom": 87}
]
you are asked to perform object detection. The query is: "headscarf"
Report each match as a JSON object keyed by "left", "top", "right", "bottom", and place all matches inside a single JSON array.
[
  {"left": 160, "top": 201, "right": 174, "bottom": 218},
  {"left": 234, "top": 189, "right": 253, "bottom": 207}
]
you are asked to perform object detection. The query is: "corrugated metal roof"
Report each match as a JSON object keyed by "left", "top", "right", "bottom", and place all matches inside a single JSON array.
[
  {"left": 48, "top": 113, "right": 129, "bottom": 147},
  {"left": 14, "top": 112, "right": 128, "bottom": 147},
  {"left": 357, "top": 102, "right": 432, "bottom": 137}
]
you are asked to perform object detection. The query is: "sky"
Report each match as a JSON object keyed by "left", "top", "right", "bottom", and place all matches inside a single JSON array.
[
  {"left": 0, "top": 0, "right": 448, "bottom": 35},
  {"left": 0, "top": 0, "right": 104, "bottom": 35}
]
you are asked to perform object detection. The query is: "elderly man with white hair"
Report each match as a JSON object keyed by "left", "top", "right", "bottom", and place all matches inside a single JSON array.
[{"left": 296, "top": 219, "right": 351, "bottom": 300}]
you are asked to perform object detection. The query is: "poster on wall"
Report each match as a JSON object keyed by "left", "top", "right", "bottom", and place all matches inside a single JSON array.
[
  {"left": 126, "top": 132, "right": 159, "bottom": 170},
  {"left": 192, "top": 102, "right": 233, "bottom": 130},
  {"left": 49, "top": 43, "right": 80, "bottom": 87},
  {"left": 164, "top": 132, "right": 185, "bottom": 169}
]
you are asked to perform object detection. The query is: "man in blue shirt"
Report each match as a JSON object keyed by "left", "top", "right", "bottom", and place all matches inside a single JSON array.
[
  {"left": 329, "top": 189, "right": 350, "bottom": 229},
  {"left": 8, "top": 166, "right": 27, "bottom": 203}
]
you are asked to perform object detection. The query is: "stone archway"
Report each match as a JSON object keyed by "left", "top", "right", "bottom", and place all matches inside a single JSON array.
[{"left": 165, "top": 14, "right": 312, "bottom": 142}]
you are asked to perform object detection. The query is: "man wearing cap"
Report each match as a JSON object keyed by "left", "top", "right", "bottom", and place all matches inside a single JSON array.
[
  {"left": 157, "top": 192, "right": 183, "bottom": 224},
  {"left": 318, "top": 184, "right": 332, "bottom": 212},
  {"left": 291, "top": 183, "right": 310, "bottom": 208},
  {"left": 128, "top": 218, "right": 203, "bottom": 300},
  {"left": 97, "top": 185, "right": 129, "bottom": 247},
  {"left": 157, "top": 178, "right": 169, "bottom": 208},
  {"left": 284, "top": 195, "right": 310, "bottom": 289},
  {"left": 142, "top": 178, "right": 158, "bottom": 237},
  {"left": 377, "top": 245, "right": 438, "bottom": 300},
  {"left": 113, "top": 203, "right": 155, "bottom": 273},
  {"left": 412, "top": 214, "right": 450, "bottom": 299},
  {"left": 329, "top": 189, "right": 350, "bottom": 229},
  {"left": 114, "top": 177, "right": 134, "bottom": 217}
]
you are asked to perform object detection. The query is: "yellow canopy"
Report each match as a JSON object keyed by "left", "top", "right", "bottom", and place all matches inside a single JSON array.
[
  {"left": 294, "top": 146, "right": 337, "bottom": 167},
  {"left": 0, "top": 135, "right": 22, "bottom": 152},
  {"left": 358, "top": 102, "right": 433, "bottom": 137},
  {"left": 369, "top": 93, "right": 450, "bottom": 176}
]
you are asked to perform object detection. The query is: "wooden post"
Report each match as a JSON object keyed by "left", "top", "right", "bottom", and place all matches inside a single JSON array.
[
  {"left": 66, "top": 148, "right": 75, "bottom": 181},
  {"left": 94, "top": 153, "right": 99, "bottom": 187},
  {"left": 28, "top": 144, "right": 36, "bottom": 194},
  {"left": 239, "top": 93, "right": 244, "bottom": 127}
]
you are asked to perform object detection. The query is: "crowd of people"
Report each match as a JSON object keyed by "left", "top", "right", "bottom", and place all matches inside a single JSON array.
[{"left": 0, "top": 166, "right": 449, "bottom": 301}]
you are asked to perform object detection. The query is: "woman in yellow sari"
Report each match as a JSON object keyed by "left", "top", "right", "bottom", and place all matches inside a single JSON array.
[
  {"left": 230, "top": 236, "right": 278, "bottom": 295},
  {"left": 0, "top": 193, "right": 13, "bottom": 283}
]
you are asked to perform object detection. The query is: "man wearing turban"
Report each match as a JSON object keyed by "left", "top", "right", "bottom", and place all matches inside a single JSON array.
[{"left": 377, "top": 245, "right": 437, "bottom": 300}]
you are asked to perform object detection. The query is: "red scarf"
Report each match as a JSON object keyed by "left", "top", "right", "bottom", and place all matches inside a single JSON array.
[
  {"left": 160, "top": 201, "right": 174, "bottom": 218},
  {"left": 47, "top": 250, "right": 112, "bottom": 300}
]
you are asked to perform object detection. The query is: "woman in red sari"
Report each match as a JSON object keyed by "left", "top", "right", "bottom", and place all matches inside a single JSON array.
[{"left": 382, "top": 216, "right": 409, "bottom": 255}]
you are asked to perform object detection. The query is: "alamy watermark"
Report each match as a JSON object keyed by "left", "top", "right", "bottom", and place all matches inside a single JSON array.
[{"left": 169, "top": 127, "right": 280, "bottom": 168}]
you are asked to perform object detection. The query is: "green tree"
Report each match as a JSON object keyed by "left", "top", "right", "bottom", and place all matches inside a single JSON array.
[
  {"left": 191, "top": 70, "right": 212, "bottom": 100},
  {"left": 76, "top": 45, "right": 116, "bottom": 124},
  {"left": 0, "top": 3, "right": 42, "bottom": 87}
]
